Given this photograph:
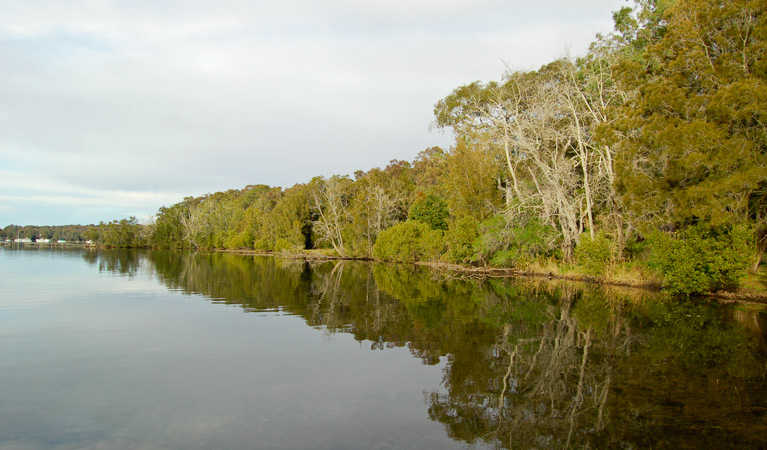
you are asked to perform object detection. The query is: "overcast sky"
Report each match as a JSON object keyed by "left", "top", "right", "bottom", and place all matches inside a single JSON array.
[{"left": 0, "top": 0, "right": 626, "bottom": 226}]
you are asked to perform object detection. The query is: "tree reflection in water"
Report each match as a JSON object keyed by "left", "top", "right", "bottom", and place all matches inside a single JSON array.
[
  {"left": 140, "top": 251, "right": 766, "bottom": 449},
  {"left": 425, "top": 283, "right": 623, "bottom": 449},
  {"left": 82, "top": 248, "right": 142, "bottom": 277}
]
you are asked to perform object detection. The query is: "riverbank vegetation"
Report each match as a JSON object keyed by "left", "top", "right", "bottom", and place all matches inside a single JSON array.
[
  {"left": 1, "top": 224, "right": 97, "bottom": 243},
  {"left": 7, "top": 0, "right": 766, "bottom": 297}
]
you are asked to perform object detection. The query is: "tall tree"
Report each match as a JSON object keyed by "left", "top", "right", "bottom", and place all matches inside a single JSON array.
[
  {"left": 614, "top": 0, "right": 767, "bottom": 263},
  {"left": 310, "top": 175, "right": 353, "bottom": 255},
  {"left": 435, "top": 67, "right": 595, "bottom": 258}
]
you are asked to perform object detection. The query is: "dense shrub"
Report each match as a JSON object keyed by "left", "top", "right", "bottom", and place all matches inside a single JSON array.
[
  {"left": 373, "top": 221, "right": 444, "bottom": 262},
  {"left": 253, "top": 237, "right": 272, "bottom": 251},
  {"left": 649, "top": 224, "right": 754, "bottom": 296},
  {"left": 474, "top": 215, "right": 557, "bottom": 267},
  {"left": 489, "top": 249, "right": 520, "bottom": 268},
  {"left": 223, "top": 230, "right": 254, "bottom": 249},
  {"left": 472, "top": 215, "right": 510, "bottom": 263},
  {"left": 445, "top": 216, "right": 479, "bottom": 263},
  {"left": 408, "top": 194, "right": 449, "bottom": 231},
  {"left": 274, "top": 238, "right": 302, "bottom": 253},
  {"left": 574, "top": 232, "right": 616, "bottom": 276}
]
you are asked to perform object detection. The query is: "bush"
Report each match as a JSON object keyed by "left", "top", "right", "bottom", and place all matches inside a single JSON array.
[
  {"left": 224, "top": 230, "right": 254, "bottom": 249},
  {"left": 275, "top": 238, "right": 301, "bottom": 253},
  {"left": 473, "top": 215, "right": 510, "bottom": 262},
  {"left": 649, "top": 223, "right": 754, "bottom": 296},
  {"left": 373, "top": 221, "right": 445, "bottom": 262},
  {"left": 574, "top": 232, "right": 616, "bottom": 276},
  {"left": 474, "top": 215, "right": 557, "bottom": 268},
  {"left": 408, "top": 194, "right": 449, "bottom": 231},
  {"left": 489, "top": 249, "right": 520, "bottom": 268},
  {"left": 445, "top": 216, "right": 479, "bottom": 263}
]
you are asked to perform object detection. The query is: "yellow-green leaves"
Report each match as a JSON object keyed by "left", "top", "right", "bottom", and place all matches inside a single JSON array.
[{"left": 616, "top": 0, "right": 767, "bottom": 230}]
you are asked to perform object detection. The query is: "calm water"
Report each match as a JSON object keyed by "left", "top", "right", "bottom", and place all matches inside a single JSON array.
[{"left": 1, "top": 247, "right": 766, "bottom": 449}]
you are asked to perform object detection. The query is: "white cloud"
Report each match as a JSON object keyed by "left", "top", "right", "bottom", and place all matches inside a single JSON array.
[{"left": 0, "top": 170, "right": 183, "bottom": 225}]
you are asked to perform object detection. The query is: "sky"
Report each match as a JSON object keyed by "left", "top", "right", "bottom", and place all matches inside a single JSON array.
[{"left": 0, "top": 0, "right": 628, "bottom": 226}]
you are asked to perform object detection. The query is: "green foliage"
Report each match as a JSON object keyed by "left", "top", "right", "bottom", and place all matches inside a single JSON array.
[
  {"left": 0, "top": 224, "right": 96, "bottom": 242},
  {"left": 224, "top": 229, "right": 253, "bottom": 250},
  {"left": 472, "top": 215, "right": 510, "bottom": 263},
  {"left": 343, "top": 171, "right": 400, "bottom": 258},
  {"left": 262, "top": 184, "right": 312, "bottom": 250},
  {"left": 83, "top": 227, "right": 99, "bottom": 243},
  {"left": 488, "top": 249, "right": 519, "bottom": 268},
  {"left": 309, "top": 175, "right": 353, "bottom": 255},
  {"left": 373, "top": 221, "right": 445, "bottom": 262},
  {"left": 649, "top": 223, "right": 755, "bottom": 296},
  {"left": 274, "top": 238, "right": 301, "bottom": 253},
  {"left": 408, "top": 194, "right": 449, "bottom": 231},
  {"left": 153, "top": 203, "right": 189, "bottom": 248},
  {"left": 147, "top": 183, "right": 313, "bottom": 252},
  {"left": 440, "top": 139, "right": 502, "bottom": 220},
  {"left": 95, "top": 217, "right": 148, "bottom": 248},
  {"left": 411, "top": 147, "right": 446, "bottom": 189},
  {"left": 474, "top": 215, "right": 558, "bottom": 268},
  {"left": 445, "top": 216, "right": 479, "bottom": 264},
  {"left": 574, "top": 232, "right": 616, "bottom": 276},
  {"left": 614, "top": 0, "right": 767, "bottom": 231},
  {"left": 253, "top": 237, "right": 271, "bottom": 251}
]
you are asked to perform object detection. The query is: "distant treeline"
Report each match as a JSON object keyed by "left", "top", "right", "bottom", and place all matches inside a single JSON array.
[
  {"left": 11, "top": 0, "right": 767, "bottom": 296},
  {"left": 1, "top": 224, "right": 96, "bottom": 242}
]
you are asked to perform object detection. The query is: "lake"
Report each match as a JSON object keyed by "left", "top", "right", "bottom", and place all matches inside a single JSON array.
[{"left": 1, "top": 246, "right": 766, "bottom": 449}]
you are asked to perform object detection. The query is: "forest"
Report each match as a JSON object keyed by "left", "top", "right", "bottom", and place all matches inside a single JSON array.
[{"left": 8, "top": 0, "right": 766, "bottom": 297}]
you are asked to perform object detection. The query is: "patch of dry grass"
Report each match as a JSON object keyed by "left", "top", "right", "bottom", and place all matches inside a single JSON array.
[
  {"left": 606, "top": 261, "right": 663, "bottom": 288},
  {"left": 522, "top": 258, "right": 661, "bottom": 289},
  {"left": 525, "top": 258, "right": 572, "bottom": 277}
]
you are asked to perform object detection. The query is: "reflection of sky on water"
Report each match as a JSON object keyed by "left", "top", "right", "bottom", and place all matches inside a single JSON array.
[
  {"left": 0, "top": 248, "right": 464, "bottom": 449},
  {"left": 0, "top": 248, "right": 166, "bottom": 310}
]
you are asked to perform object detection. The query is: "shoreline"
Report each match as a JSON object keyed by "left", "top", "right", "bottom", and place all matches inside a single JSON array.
[
  {"left": 14, "top": 243, "right": 763, "bottom": 304},
  {"left": 214, "top": 248, "right": 767, "bottom": 305}
]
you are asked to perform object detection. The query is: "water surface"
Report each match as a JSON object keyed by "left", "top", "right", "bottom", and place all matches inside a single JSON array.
[{"left": 1, "top": 247, "right": 766, "bottom": 449}]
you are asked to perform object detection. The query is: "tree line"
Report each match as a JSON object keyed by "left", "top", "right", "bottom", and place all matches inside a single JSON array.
[
  {"left": 16, "top": 0, "right": 766, "bottom": 296},
  {"left": 1, "top": 224, "right": 95, "bottom": 242}
]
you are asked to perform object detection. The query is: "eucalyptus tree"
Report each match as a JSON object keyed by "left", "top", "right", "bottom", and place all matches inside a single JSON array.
[
  {"left": 310, "top": 175, "right": 353, "bottom": 256},
  {"left": 347, "top": 170, "right": 399, "bottom": 256},
  {"left": 434, "top": 67, "right": 599, "bottom": 259},
  {"left": 555, "top": 52, "right": 630, "bottom": 244}
]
